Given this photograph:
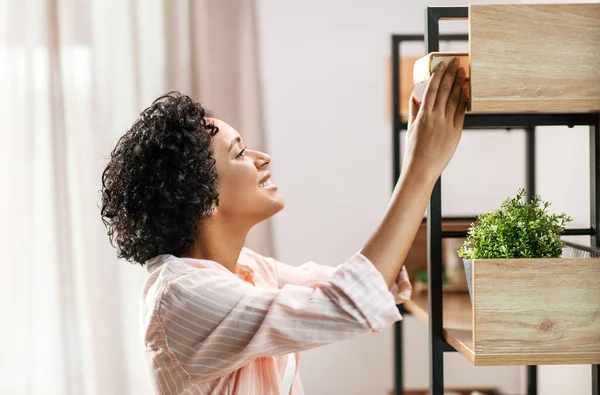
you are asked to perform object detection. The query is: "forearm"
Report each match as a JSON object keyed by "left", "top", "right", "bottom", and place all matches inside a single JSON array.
[{"left": 360, "top": 161, "right": 436, "bottom": 288}]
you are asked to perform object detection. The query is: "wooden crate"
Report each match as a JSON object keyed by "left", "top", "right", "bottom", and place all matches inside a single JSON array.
[
  {"left": 404, "top": 257, "right": 600, "bottom": 366},
  {"left": 471, "top": 258, "right": 600, "bottom": 365},
  {"left": 469, "top": 3, "right": 600, "bottom": 113},
  {"left": 393, "top": 4, "right": 600, "bottom": 114}
]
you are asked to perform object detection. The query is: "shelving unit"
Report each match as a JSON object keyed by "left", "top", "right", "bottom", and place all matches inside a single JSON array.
[{"left": 390, "top": 6, "right": 600, "bottom": 395}]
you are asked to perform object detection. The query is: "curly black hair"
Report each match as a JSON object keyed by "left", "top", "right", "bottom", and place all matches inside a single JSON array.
[{"left": 100, "top": 92, "right": 220, "bottom": 265}]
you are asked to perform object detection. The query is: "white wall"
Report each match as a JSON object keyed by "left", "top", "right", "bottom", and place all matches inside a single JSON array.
[{"left": 256, "top": 1, "right": 593, "bottom": 394}]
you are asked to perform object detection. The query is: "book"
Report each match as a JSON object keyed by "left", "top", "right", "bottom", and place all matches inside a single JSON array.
[{"left": 412, "top": 52, "right": 470, "bottom": 104}]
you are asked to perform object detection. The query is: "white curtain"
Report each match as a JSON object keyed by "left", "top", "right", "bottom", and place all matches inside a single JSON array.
[{"left": 0, "top": 0, "right": 270, "bottom": 393}]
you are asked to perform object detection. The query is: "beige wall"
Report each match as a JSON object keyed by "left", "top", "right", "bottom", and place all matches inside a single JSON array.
[{"left": 256, "top": 0, "right": 593, "bottom": 394}]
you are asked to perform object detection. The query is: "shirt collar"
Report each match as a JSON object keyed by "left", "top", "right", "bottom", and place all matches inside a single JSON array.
[
  {"left": 145, "top": 253, "right": 256, "bottom": 285},
  {"left": 145, "top": 254, "right": 174, "bottom": 273}
]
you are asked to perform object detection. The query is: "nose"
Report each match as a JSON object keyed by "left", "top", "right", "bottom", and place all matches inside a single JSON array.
[{"left": 252, "top": 149, "right": 271, "bottom": 169}]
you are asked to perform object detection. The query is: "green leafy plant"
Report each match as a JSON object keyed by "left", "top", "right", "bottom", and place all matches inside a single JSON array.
[
  {"left": 415, "top": 269, "right": 450, "bottom": 285},
  {"left": 458, "top": 189, "right": 572, "bottom": 260}
]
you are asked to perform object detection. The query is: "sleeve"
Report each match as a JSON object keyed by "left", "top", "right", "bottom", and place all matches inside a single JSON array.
[
  {"left": 272, "top": 258, "right": 338, "bottom": 287},
  {"left": 262, "top": 250, "right": 412, "bottom": 305},
  {"left": 389, "top": 266, "right": 413, "bottom": 305},
  {"left": 157, "top": 252, "right": 403, "bottom": 381}
]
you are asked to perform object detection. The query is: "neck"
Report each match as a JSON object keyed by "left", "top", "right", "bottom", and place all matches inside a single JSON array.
[{"left": 181, "top": 215, "right": 252, "bottom": 274}]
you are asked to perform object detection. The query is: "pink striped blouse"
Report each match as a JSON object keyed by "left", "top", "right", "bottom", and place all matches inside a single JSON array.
[{"left": 140, "top": 247, "right": 412, "bottom": 395}]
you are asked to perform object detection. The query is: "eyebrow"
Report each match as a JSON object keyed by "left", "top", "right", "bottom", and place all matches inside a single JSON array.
[{"left": 228, "top": 136, "right": 242, "bottom": 153}]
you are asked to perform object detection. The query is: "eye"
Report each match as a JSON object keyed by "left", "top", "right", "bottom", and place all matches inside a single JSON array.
[{"left": 235, "top": 148, "right": 247, "bottom": 159}]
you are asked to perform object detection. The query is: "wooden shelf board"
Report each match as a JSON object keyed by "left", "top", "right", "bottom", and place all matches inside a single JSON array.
[
  {"left": 404, "top": 293, "right": 475, "bottom": 363},
  {"left": 402, "top": 292, "right": 600, "bottom": 366},
  {"left": 445, "top": 328, "right": 475, "bottom": 364}
]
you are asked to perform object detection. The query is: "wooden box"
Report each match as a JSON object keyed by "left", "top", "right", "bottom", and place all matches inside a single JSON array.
[
  {"left": 468, "top": 3, "right": 600, "bottom": 113},
  {"left": 470, "top": 258, "right": 600, "bottom": 365},
  {"left": 391, "top": 4, "right": 600, "bottom": 115},
  {"left": 404, "top": 257, "right": 600, "bottom": 366}
]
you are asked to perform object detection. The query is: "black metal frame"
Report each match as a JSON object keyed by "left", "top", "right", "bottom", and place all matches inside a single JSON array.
[
  {"left": 590, "top": 112, "right": 600, "bottom": 395},
  {"left": 391, "top": 6, "right": 600, "bottom": 395}
]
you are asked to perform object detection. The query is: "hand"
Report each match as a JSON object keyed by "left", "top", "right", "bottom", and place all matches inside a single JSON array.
[
  {"left": 408, "top": 92, "right": 420, "bottom": 129},
  {"left": 403, "top": 57, "right": 467, "bottom": 182},
  {"left": 403, "top": 93, "right": 421, "bottom": 167},
  {"left": 364, "top": 59, "right": 467, "bottom": 287}
]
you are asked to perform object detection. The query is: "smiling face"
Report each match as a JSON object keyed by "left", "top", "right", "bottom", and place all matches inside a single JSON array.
[{"left": 209, "top": 118, "right": 284, "bottom": 224}]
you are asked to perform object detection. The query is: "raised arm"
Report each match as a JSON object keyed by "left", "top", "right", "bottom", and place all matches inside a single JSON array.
[
  {"left": 241, "top": 247, "right": 338, "bottom": 287},
  {"left": 240, "top": 247, "right": 411, "bottom": 304},
  {"left": 361, "top": 57, "right": 467, "bottom": 288},
  {"left": 155, "top": 252, "right": 401, "bottom": 382}
]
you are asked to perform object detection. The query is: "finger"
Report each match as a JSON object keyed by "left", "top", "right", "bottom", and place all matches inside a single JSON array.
[
  {"left": 445, "top": 67, "right": 466, "bottom": 118},
  {"left": 421, "top": 60, "right": 447, "bottom": 113},
  {"left": 454, "top": 85, "right": 468, "bottom": 128},
  {"left": 433, "top": 57, "right": 459, "bottom": 113}
]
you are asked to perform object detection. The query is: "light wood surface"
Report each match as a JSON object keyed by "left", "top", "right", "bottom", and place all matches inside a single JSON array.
[
  {"left": 473, "top": 258, "right": 600, "bottom": 361},
  {"left": 412, "top": 52, "right": 470, "bottom": 84},
  {"left": 469, "top": 3, "right": 600, "bottom": 113},
  {"left": 404, "top": 293, "right": 476, "bottom": 363},
  {"left": 404, "top": 257, "right": 600, "bottom": 366}
]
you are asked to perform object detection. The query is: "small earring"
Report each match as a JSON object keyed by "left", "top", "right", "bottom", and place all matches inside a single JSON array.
[{"left": 202, "top": 206, "right": 216, "bottom": 216}]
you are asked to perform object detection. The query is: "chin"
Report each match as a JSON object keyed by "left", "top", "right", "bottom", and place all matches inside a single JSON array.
[
  {"left": 251, "top": 190, "right": 284, "bottom": 222},
  {"left": 253, "top": 206, "right": 283, "bottom": 226},
  {"left": 268, "top": 199, "right": 285, "bottom": 216},
  {"left": 262, "top": 199, "right": 284, "bottom": 221}
]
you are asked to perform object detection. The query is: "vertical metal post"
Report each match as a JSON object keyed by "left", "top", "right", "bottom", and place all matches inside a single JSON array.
[
  {"left": 392, "top": 33, "right": 468, "bottom": 395},
  {"left": 391, "top": 35, "right": 404, "bottom": 395},
  {"left": 392, "top": 36, "right": 402, "bottom": 186},
  {"left": 425, "top": 7, "right": 444, "bottom": 395},
  {"left": 394, "top": 305, "right": 404, "bottom": 395},
  {"left": 527, "top": 366, "right": 538, "bottom": 395},
  {"left": 525, "top": 126, "right": 538, "bottom": 395},
  {"left": 525, "top": 127, "right": 536, "bottom": 200},
  {"left": 591, "top": 113, "right": 600, "bottom": 395},
  {"left": 590, "top": 114, "right": 600, "bottom": 249},
  {"left": 427, "top": 179, "right": 444, "bottom": 395}
]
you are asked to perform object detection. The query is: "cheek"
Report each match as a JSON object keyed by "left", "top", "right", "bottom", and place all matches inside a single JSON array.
[{"left": 217, "top": 163, "right": 257, "bottom": 203}]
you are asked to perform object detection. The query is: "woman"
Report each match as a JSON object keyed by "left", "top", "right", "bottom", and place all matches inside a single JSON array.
[{"left": 100, "top": 58, "right": 467, "bottom": 394}]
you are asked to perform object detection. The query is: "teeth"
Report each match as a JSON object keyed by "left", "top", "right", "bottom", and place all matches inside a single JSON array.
[{"left": 260, "top": 179, "right": 272, "bottom": 188}]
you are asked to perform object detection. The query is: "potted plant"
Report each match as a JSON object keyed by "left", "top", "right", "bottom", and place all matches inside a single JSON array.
[{"left": 457, "top": 189, "right": 572, "bottom": 301}]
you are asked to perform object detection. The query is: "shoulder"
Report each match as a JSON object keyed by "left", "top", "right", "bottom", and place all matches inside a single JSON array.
[
  {"left": 143, "top": 255, "right": 239, "bottom": 306},
  {"left": 149, "top": 255, "right": 228, "bottom": 283},
  {"left": 239, "top": 247, "right": 279, "bottom": 286},
  {"left": 240, "top": 247, "right": 273, "bottom": 267}
]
